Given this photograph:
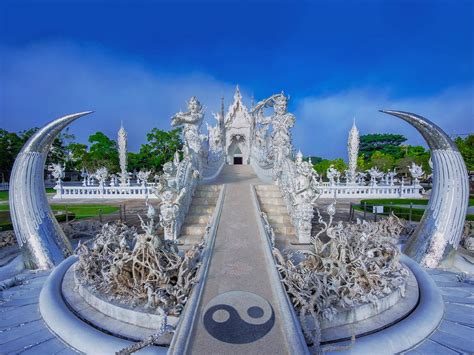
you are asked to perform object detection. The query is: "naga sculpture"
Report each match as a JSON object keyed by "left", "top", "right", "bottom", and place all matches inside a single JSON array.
[
  {"left": 381, "top": 110, "right": 469, "bottom": 267},
  {"left": 9, "top": 111, "right": 92, "bottom": 269}
]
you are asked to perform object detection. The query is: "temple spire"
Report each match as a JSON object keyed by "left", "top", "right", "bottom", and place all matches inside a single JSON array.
[
  {"left": 118, "top": 122, "right": 128, "bottom": 187},
  {"left": 347, "top": 118, "right": 359, "bottom": 185}
]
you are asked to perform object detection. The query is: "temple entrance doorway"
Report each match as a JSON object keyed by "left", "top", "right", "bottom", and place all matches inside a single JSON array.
[{"left": 233, "top": 157, "right": 243, "bottom": 165}]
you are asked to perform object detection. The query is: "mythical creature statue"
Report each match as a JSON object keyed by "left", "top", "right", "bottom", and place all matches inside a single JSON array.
[
  {"left": 252, "top": 93, "right": 295, "bottom": 176},
  {"left": 367, "top": 167, "right": 384, "bottom": 186},
  {"left": 156, "top": 188, "right": 186, "bottom": 241},
  {"left": 95, "top": 167, "right": 109, "bottom": 186},
  {"left": 137, "top": 170, "right": 152, "bottom": 185},
  {"left": 408, "top": 162, "right": 424, "bottom": 186},
  {"left": 48, "top": 163, "right": 65, "bottom": 182},
  {"left": 171, "top": 97, "right": 204, "bottom": 155},
  {"left": 326, "top": 165, "right": 341, "bottom": 186}
]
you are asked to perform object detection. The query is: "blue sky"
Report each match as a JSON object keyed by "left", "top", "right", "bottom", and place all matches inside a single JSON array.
[{"left": 1, "top": 0, "right": 472, "bottom": 158}]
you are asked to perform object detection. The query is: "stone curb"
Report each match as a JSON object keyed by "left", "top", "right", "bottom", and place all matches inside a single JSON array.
[
  {"left": 325, "top": 254, "right": 444, "bottom": 354},
  {"left": 39, "top": 255, "right": 167, "bottom": 354},
  {"left": 250, "top": 184, "right": 310, "bottom": 355},
  {"left": 168, "top": 184, "right": 227, "bottom": 354}
]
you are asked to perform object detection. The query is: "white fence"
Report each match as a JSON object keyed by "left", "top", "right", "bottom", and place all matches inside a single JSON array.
[
  {"left": 53, "top": 184, "right": 159, "bottom": 200},
  {"left": 318, "top": 184, "right": 423, "bottom": 199},
  {"left": 0, "top": 182, "right": 8, "bottom": 191}
]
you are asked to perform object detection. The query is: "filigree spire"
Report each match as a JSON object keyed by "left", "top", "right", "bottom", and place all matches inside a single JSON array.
[
  {"left": 118, "top": 122, "right": 128, "bottom": 186},
  {"left": 347, "top": 117, "right": 359, "bottom": 184}
]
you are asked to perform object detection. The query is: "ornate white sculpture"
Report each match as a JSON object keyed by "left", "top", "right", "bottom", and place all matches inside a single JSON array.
[
  {"left": 347, "top": 119, "right": 359, "bottom": 184},
  {"left": 326, "top": 165, "right": 341, "bottom": 186},
  {"left": 381, "top": 110, "right": 469, "bottom": 267},
  {"left": 48, "top": 163, "right": 65, "bottom": 184},
  {"left": 94, "top": 167, "right": 109, "bottom": 186},
  {"left": 75, "top": 214, "right": 204, "bottom": 316},
  {"left": 252, "top": 94, "right": 318, "bottom": 243},
  {"left": 273, "top": 206, "right": 409, "bottom": 346},
  {"left": 171, "top": 97, "right": 204, "bottom": 155},
  {"left": 118, "top": 123, "right": 128, "bottom": 187},
  {"left": 367, "top": 167, "right": 384, "bottom": 186},
  {"left": 137, "top": 170, "right": 151, "bottom": 186},
  {"left": 9, "top": 111, "right": 92, "bottom": 269},
  {"left": 408, "top": 162, "right": 424, "bottom": 186},
  {"left": 386, "top": 170, "right": 397, "bottom": 186}
]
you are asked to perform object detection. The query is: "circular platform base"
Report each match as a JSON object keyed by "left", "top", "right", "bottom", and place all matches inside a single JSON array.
[
  {"left": 39, "top": 256, "right": 168, "bottom": 354},
  {"left": 321, "top": 268, "right": 418, "bottom": 343},
  {"left": 62, "top": 265, "right": 178, "bottom": 345}
]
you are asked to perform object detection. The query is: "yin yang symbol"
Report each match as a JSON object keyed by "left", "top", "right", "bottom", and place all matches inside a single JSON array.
[{"left": 203, "top": 291, "right": 275, "bottom": 344}]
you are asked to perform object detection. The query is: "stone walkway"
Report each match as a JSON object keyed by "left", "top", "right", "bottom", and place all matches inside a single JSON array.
[{"left": 186, "top": 165, "right": 296, "bottom": 353}]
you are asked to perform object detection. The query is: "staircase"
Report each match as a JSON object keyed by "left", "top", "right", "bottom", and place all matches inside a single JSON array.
[
  {"left": 178, "top": 184, "right": 221, "bottom": 247},
  {"left": 255, "top": 184, "right": 298, "bottom": 249}
]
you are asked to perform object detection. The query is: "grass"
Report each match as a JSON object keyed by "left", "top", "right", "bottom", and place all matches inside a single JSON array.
[
  {"left": 0, "top": 188, "right": 56, "bottom": 201},
  {"left": 0, "top": 203, "right": 120, "bottom": 231},
  {"left": 355, "top": 199, "right": 474, "bottom": 222},
  {"left": 359, "top": 198, "right": 474, "bottom": 207},
  {"left": 50, "top": 204, "right": 119, "bottom": 220}
]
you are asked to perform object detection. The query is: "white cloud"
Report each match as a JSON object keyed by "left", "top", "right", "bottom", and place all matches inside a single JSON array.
[
  {"left": 293, "top": 87, "right": 474, "bottom": 159},
  {"left": 0, "top": 41, "right": 239, "bottom": 151},
  {"left": 1, "top": 41, "right": 472, "bottom": 159}
]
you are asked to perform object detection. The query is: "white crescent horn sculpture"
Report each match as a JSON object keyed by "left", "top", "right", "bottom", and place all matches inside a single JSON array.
[
  {"left": 380, "top": 110, "right": 469, "bottom": 268},
  {"left": 9, "top": 111, "right": 93, "bottom": 269}
]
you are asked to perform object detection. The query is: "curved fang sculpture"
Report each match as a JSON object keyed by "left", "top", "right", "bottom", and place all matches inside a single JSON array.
[
  {"left": 9, "top": 112, "right": 93, "bottom": 269},
  {"left": 380, "top": 110, "right": 469, "bottom": 267}
]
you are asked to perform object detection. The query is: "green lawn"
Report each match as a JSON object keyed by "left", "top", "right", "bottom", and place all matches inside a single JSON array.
[
  {"left": 358, "top": 198, "right": 474, "bottom": 206},
  {"left": 0, "top": 188, "right": 56, "bottom": 201},
  {"left": 355, "top": 199, "right": 474, "bottom": 222},
  {"left": 50, "top": 204, "right": 120, "bottom": 220},
  {"left": 0, "top": 203, "right": 120, "bottom": 231}
]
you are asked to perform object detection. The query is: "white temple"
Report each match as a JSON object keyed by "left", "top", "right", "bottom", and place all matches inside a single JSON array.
[{"left": 223, "top": 86, "right": 254, "bottom": 165}]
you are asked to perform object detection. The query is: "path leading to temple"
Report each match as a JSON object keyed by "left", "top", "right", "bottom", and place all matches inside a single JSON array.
[{"left": 184, "top": 165, "right": 298, "bottom": 354}]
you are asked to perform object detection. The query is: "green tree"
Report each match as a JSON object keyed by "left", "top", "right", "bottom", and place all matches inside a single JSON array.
[
  {"left": 369, "top": 151, "right": 395, "bottom": 171},
  {"left": 360, "top": 133, "right": 407, "bottom": 160},
  {"left": 87, "top": 132, "right": 119, "bottom": 172},
  {"left": 135, "top": 128, "right": 182, "bottom": 172},
  {"left": 0, "top": 127, "right": 74, "bottom": 181},
  {"left": 455, "top": 135, "right": 474, "bottom": 171},
  {"left": 67, "top": 143, "right": 89, "bottom": 171},
  {"left": 356, "top": 154, "right": 368, "bottom": 172},
  {"left": 313, "top": 158, "right": 347, "bottom": 177}
]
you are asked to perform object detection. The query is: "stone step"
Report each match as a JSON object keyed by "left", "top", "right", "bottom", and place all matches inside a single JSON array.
[
  {"left": 191, "top": 197, "right": 218, "bottom": 206},
  {"left": 185, "top": 214, "right": 212, "bottom": 224},
  {"left": 260, "top": 204, "right": 288, "bottom": 213},
  {"left": 258, "top": 197, "right": 286, "bottom": 206},
  {"left": 196, "top": 185, "right": 221, "bottom": 192},
  {"left": 267, "top": 214, "right": 292, "bottom": 224},
  {"left": 181, "top": 223, "right": 207, "bottom": 236},
  {"left": 256, "top": 190, "right": 283, "bottom": 198},
  {"left": 255, "top": 184, "right": 279, "bottom": 191},
  {"left": 189, "top": 205, "right": 215, "bottom": 214},
  {"left": 194, "top": 190, "right": 220, "bottom": 198},
  {"left": 272, "top": 223, "right": 296, "bottom": 236}
]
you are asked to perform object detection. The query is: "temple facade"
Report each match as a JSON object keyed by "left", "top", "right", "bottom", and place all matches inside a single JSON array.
[{"left": 223, "top": 86, "right": 254, "bottom": 165}]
